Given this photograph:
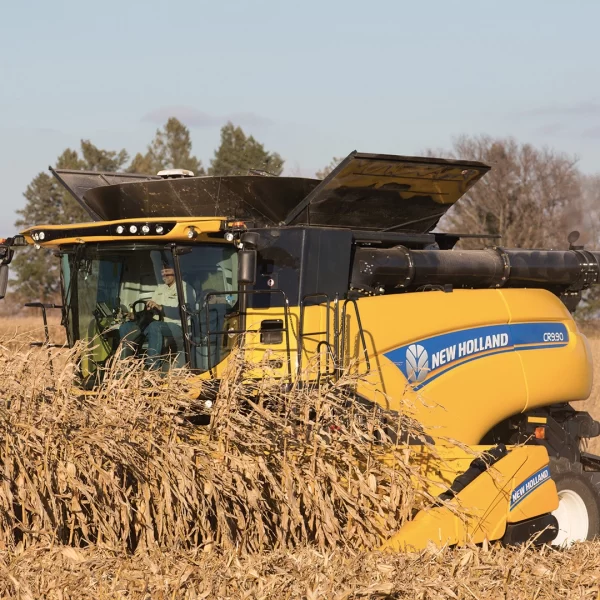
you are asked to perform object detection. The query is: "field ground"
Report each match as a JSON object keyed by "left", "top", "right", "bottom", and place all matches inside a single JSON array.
[{"left": 2, "top": 543, "right": 600, "bottom": 599}]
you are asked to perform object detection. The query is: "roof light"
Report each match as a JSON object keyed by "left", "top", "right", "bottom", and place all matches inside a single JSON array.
[
  {"left": 141, "top": 224, "right": 150, "bottom": 234},
  {"left": 157, "top": 168, "right": 195, "bottom": 178},
  {"left": 129, "top": 225, "right": 138, "bottom": 234},
  {"left": 32, "top": 233, "right": 39, "bottom": 241},
  {"left": 187, "top": 227, "right": 198, "bottom": 240},
  {"left": 225, "top": 232, "right": 235, "bottom": 242},
  {"left": 38, "top": 231, "right": 45, "bottom": 240},
  {"left": 116, "top": 225, "right": 125, "bottom": 234},
  {"left": 155, "top": 224, "right": 164, "bottom": 234}
]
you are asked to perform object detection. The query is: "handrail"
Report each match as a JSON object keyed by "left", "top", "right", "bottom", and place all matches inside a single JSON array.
[
  {"left": 297, "top": 293, "right": 335, "bottom": 379},
  {"left": 339, "top": 298, "right": 370, "bottom": 378},
  {"left": 194, "top": 289, "right": 292, "bottom": 378},
  {"left": 23, "top": 302, "right": 65, "bottom": 376}
]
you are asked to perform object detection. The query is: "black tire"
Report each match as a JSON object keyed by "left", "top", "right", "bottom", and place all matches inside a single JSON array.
[{"left": 549, "top": 457, "right": 600, "bottom": 545}]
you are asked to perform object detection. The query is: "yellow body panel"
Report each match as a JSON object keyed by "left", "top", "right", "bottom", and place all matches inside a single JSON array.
[
  {"left": 381, "top": 445, "right": 557, "bottom": 551},
  {"left": 198, "top": 286, "right": 591, "bottom": 449},
  {"left": 339, "top": 288, "right": 592, "bottom": 444},
  {"left": 196, "top": 287, "right": 592, "bottom": 446}
]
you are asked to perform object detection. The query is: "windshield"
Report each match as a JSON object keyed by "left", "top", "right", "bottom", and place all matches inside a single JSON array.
[{"left": 62, "top": 243, "right": 238, "bottom": 381}]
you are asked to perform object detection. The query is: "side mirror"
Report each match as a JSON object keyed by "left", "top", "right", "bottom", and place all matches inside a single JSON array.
[
  {"left": 0, "top": 264, "right": 8, "bottom": 300},
  {"left": 238, "top": 249, "right": 257, "bottom": 285}
]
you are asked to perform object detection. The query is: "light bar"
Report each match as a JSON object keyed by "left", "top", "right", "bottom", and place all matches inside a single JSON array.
[
  {"left": 113, "top": 223, "right": 169, "bottom": 236},
  {"left": 27, "top": 223, "right": 176, "bottom": 243}
]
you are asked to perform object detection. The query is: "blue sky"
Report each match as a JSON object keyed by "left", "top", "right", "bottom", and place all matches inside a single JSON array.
[{"left": 1, "top": 0, "right": 599, "bottom": 236}]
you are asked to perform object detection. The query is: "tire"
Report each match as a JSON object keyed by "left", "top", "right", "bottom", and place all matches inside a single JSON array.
[{"left": 549, "top": 457, "right": 600, "bottom": 546}]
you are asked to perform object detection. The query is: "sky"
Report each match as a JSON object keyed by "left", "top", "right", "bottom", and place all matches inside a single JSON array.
[{"left": 1, "top": 0, "right": 599, "bottom": 236}]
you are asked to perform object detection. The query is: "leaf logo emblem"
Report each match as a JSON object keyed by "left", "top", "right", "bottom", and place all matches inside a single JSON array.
[{"left": 405, "top": 344, "right": 429, "bottom": 382}]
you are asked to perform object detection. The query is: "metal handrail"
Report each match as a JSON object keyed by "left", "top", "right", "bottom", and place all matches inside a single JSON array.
[
  {"left": 339, "top": 298, "right": 370, "bottom": 378},
  {"left": 194, "top": 289, "right": 292, "bottom": 377},
  {"left": 297, "top": 293, "right": 335, "bottom": 379},
  {"left": 24, "top": 302, "right": 65, "bottom": 376}
]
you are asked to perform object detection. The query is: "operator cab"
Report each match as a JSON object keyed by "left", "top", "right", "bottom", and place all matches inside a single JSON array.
[{"left": 61, "top": 242, "right": 238, "bottom": 384}]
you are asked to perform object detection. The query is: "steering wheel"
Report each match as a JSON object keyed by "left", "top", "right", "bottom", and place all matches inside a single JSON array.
[
  {"left": 131, "top": 299, "right": 162, "bottom": 329},
  {"left": 93, "top": 301, "right": 116, "bottom": 334}
]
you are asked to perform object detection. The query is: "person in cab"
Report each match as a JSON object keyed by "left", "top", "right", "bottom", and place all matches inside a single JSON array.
[{"left": 119, "top": 264, "right": 194, "bottom": 370}]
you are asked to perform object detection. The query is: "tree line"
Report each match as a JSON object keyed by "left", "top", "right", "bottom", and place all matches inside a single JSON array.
[
  {"left": 11, "top": 123, "right": 600, "bottom": 314},
  {"left": 12, "top": 119, "right": 283, "bottom": 299}
]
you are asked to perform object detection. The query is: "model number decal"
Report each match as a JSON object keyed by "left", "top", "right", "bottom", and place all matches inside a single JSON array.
[{"left": 543, "top": 332, "right": 565, "bottom": 342}]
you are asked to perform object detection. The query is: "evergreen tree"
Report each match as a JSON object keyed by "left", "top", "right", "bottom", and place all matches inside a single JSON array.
[
  {"left": 80, "top": 140, "right": 129, "bottom": 172},
  {"left": 12, "top": 141, "right": 129, "bottom": 300},
  {"left": 129, "top": 118, "right": 204, "bottom": 175},
  {"left": 209, "top": 122, "right": 284, "bottom": 176},
  {"left": 13, "top": 174, "right": 67, "bottom": 299}
]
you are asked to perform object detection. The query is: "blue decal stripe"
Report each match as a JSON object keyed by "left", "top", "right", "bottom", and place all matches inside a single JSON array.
[
  {"left": 385, "top": 321, "right": 569, "bottom": 388},
  {"left": 411, "top": 344, "right": 567, "bottom": 391},
  {"left": 513, "top": 343, "right": 567, "bottom": 350},
  {"left": 411, "top": 347, "right": 514, "bottom": 390},
  {"left": 509, "top": 466, "right": 552, "bottom": 511}
]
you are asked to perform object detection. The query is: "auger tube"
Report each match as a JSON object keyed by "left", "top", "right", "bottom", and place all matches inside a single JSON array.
[{"left": 351, "top": 247, "right": 600, "bottom": 295}]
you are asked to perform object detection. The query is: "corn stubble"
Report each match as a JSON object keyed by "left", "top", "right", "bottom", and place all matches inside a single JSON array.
[{"left": 1, "top": 335, "right": 600, "bottom": 598}]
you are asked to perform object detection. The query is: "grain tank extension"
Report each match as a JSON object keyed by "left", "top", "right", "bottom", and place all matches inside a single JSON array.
[{"left": 3, "top": 151, "right": 600, "bottom": 550}]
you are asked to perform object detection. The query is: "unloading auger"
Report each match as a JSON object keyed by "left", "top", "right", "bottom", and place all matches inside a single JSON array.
[{"left": 3, "top": 151, "right": 600, "bottom": 549}]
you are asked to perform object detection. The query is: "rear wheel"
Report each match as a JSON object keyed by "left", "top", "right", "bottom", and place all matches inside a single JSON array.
[{"left": 550, "top": 458, "right": 600, "bottom": 546}]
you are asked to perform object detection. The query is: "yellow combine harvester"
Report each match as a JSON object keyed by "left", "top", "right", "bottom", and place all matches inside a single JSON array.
[{"left": 2, "top": 152, "right": 600, "bottom": 549}]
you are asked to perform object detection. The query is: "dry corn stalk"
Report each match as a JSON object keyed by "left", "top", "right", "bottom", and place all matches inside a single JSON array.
[{"left": 0, "top": 339, "right": 436, "bottom": 554}]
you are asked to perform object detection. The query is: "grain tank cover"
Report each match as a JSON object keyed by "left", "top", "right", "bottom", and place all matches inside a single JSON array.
[
  {"left": 51, "top": 168, "right": 161, "bottom": 221},
  {"left": 51, "top": 152, "right": 490, "bottom": 231},
  {"left": 82, "top": 176, "right": 320, "bottom": 224},
  {"left": 283, "top": 152, "right": 490, "bottom": 232}
]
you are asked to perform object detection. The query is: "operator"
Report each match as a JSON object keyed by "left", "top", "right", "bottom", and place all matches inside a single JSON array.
[{"left": 119, "top": 266, "right": 193, "bottom": 370}]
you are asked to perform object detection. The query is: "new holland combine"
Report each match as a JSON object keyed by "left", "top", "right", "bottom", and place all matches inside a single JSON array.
[{"left": 3, "top": 151, "right": 600, "bottom": 550}]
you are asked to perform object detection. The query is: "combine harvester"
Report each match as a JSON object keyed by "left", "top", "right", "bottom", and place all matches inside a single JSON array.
[{"left": 2, "top": 152, "right": 600, "bottom": 549}]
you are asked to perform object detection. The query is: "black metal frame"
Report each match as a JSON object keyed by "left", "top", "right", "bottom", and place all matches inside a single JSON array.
[
  {"left": 50, "top": 167, "right": 103, "bottom": 221},
  {"left": 339, "top": 299, "right": 371, "bottom": 378},
  {"left": 297, "top": 293, "right": 336, "bottom": 380},
  {"left": 172, "top": 245, "right": 194, "bottom": 366},
  {"left": 24, "top": 302, "right": 66, "bottom": 376},
  {"left": 49, "top": 167, "right": 160, "bottom": 222},
  {"left": 189, "top": 289, "right": 293, "bottom": 378}
]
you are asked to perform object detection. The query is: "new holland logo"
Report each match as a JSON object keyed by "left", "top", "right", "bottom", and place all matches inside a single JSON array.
[
  {"left": 406, "top": 344, "right": 429, "bottom": 382},
  {"left": 385, "top": 322, "right": 569, "bottom": 390},
  {"left": 509, "top": 466, "right": 551, "bottom": 510}
]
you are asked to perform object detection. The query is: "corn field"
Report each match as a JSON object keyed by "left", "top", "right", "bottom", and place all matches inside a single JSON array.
[{"left": 1, "top": 321, "right": 600, "bottom": 598}]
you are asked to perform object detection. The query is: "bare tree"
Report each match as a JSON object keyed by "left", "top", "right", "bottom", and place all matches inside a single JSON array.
[
  {"left": 315, "top": 157, "right": 343, "bottom": 180},
  {"left": 437, "top": 135, "right": 584, "bottom": 249},
  {"left": 574, "top": 174, "right": 600, "bottom": 319},
  {"left": 578, "top": 173, "right": 600, "bottom": 246}
]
